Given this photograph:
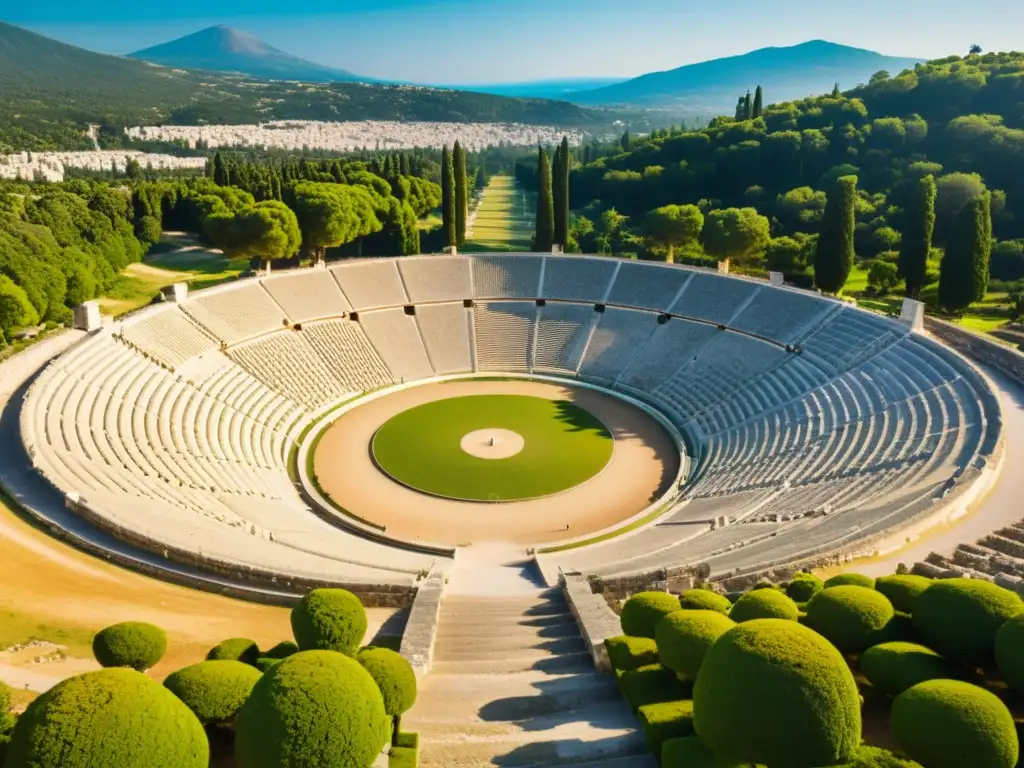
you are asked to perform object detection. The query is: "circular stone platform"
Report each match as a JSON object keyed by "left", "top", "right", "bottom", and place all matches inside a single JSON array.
[{"left": 460, "top": 429, "right": 525, "bottom": 459}]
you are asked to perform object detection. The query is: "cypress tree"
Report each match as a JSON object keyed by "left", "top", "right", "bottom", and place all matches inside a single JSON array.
[
  {"left": 212, "top": 152, "right": 230, "bottom": 187},
  {"left": 939, "top": 191, "right": 992, "bottom": 313},
  {"left": 814, "top": 175, "right": 858, "bottom": 294},
  {"left": 898, "top": 174, "right": 937, "bottom": 299},
  {"left": 534, "top": 147, "right": 555, "bottom": 252},
  {"left": 832, "top": 83, "right": 842, "bottom": 97},
  {"left": 552, "top": 137, "right": 571, "bottom": 247},
  {"left": 752, "top": 85, "right": 763, "bottom": 119},
  {"left": 441, "top": 146, "right": 456, "bottom": 249},
  {"left": 454, "top": 141, "right": 468, "bottom": 247},
  {"left": 744, "top": 91, "right": 753, "bottom": 120}
]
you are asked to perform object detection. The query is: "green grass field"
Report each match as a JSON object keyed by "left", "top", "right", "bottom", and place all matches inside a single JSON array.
[
  {"left": 370, "top": 395, "right": 613, "bottom": 501},
  {"left": 465, "top": 175, "right": 535, "bottom": 252}
]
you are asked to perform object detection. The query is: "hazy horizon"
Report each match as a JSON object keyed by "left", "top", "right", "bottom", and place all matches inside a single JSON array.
[{"left": 7, "top": 0, "right": 1021, "bottom": 83}]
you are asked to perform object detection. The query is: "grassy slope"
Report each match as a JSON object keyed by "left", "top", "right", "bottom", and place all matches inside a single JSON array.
[
  {"left": 371, "top": 395, "right": 613, "bottom": 501},
  {"left": 465, "top": 176, "right": 536, "bottom": 252}
]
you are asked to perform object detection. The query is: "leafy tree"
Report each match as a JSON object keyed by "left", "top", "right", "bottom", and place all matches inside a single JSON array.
[
  {"left": 553, "top": 137, "right": 571, "bottom": 247},
  {"left": 534, "top": 147, "right": 554, "bottom": 252},
  {"left": 0, "top": 274, "right": 39, "bottom": 341},
  {"left": 441, "top": 146, "right": 456, "bottom": 249},
  {"left": 939, "top": 190, "right": 992, "bottom": 312},
  {"left": 898, "top": 174, "right": 937, "bottom": 298},
  {"left": 642, "top": 205, "right": 704, "bottom": 263},
  {"left": 291, "top": 182, "right": 383, "bottom": 264},
  {"left": 868, "top": 260, "right": 900, "bottom": 295},
  {"left": 765, "top": 235, "right": 814, "bottom": 274},
  {"left": 213, "top": 201, "right": 301, "bottom": 270},
  {"left": 814, "top": 175, "right": 858, "bottom": 293},
  {"left": 934, "top": 172, "right": 987, "bottom": 244},
  {"left": 212, "top": 152, "right": 230, "bottom": 187},
  {"left": 752, "top": 85, "right": 764, "bottom": 119},
  {"left": 702, "top": 207, "right": 770, "bottom": 264},
  {"left": 453, "top": 141, "right": 468, "bottom": 247},
  {"left": 969, "top": 44, "right": 983, "bottom": 55}
]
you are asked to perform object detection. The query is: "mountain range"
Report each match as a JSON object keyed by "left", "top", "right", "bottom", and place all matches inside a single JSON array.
[
  {"left": 129, "top": 25, "right": 368, "bottom": 83},
  {"left": 570, "top": 40, "right": 922, "bottom": 111}
]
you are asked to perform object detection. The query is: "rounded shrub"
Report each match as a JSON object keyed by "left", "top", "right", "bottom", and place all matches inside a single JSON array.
[
  {"left": 662, "top": 735, "right": 748, "bottom": 767},
  {"left": 787, "top": 573, "right": 825, "bottom": 603},
  {"left": 235, "top": 650, "right": 390, "bottom": 768},
  {"left": 3, "top": 668, "right": 208, "bottom": 768},
  {"left": 620, "top": 592, "right": 681, "bottom": 639},
  {"left": 729, "top": 588, "right": 799, "bottom": 623},
  {"left": 357, "top": 647, "right": 417, "bottom": 717},
  {"left": 678, "top": 589, "right": 732, "bottom": 615},
  {"left": 875, "top": 574, "right": 932, "bottom": 613},
  {"left": 891, "top": 679, "right": 1018, "bottom": 768},
  {"left": 830, "top": 745, "right": 924, "bottom": 767},
  {"left": 164, "top": 660, "right": 262, "bottom": 724},
  {"left": 805, "top": 585, "right": 895, "bottom": 652},
  {"left": 824, "top": 573, "right": 875, "bottom": 589},
  {"left": 994, "top": 613, "right": 1024, "bottom": 692},
  {"left": 859, "top": 642, "right": 949, "bottom": 697},
  {"left": 290, "top": 589, "right": 368, "bottom": 655},
  {"left": 206, "top": 638, "right": 260, "bottom": 666},
  {"left": 912, "top": 578, "right": 1023, "bottom": 660},
  {"left": 693, "top": 619, "right": 861, "bottom": 767},
  {"left": 92, "top": 622, "right": 167, "bottom": 671},
  {"left": 655, "top": 610, "right": 735, "bottom": 680}
]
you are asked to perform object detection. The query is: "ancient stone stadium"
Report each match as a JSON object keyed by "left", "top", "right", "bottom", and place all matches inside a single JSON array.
[{"left": 2, "top": 252, "right": 1017, "bottom": 767}]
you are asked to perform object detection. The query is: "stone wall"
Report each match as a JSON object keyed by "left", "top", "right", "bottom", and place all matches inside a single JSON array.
[
  {"left": 399, "top": 569, "right": 445, "bottom": 678},
  {"left": 925, "top": 316, "right": 1024, "bottom": 384},
  {"left": 562, "top": 574, "right": 628, "bottom": 674}
]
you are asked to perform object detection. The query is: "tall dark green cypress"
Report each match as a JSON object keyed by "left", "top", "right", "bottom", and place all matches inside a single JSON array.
[
  {"left": 454, "top": 141, "right": 468, "bottom": 247},
  {"left": 552, "top": 137, "right": 570, "bottom": 247},
  {"left": 898, "top": 174, "right": 937, "bottom": 299},
  {"left": 744, "top": 91, "right": 753, "bottom": 120},
  {"left": 752, "top": 85, "right": 763, "bottom": 119},
  {"left": 441, "top": 146, "right": 456, "bottom": 249},
  {"left": 939, "top": 191, "right": 992, "bottom": 312},
  {"left": 534, "top": 147, "right": 554, "bottom": 252},
  {"left": 814, "top": 175, "right": 858, "bottom": 294},
  {"left": 212, "top": 152, "right": 230, "bottom": 186}
]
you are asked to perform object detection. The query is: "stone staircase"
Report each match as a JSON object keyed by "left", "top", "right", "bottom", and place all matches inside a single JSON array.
[{"left": 405, "top": 547, "right": 654, "bottom": 767}]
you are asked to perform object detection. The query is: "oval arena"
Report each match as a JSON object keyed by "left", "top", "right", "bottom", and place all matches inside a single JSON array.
[{"left": 11, "top": 253, "right": 1001, "bottom": 596}]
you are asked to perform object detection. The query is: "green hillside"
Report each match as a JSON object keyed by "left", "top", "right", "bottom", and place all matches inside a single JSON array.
[{"left": 0, "top": 22, "right": 617, "bottom": 152}]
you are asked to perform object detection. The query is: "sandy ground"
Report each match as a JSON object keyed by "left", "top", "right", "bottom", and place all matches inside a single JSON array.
[
  {"left": 0, "top": 499, "right": 395, "bottom": 689},
  {"left": 314, "top": 380, "right": 680, "bottom": 546}
]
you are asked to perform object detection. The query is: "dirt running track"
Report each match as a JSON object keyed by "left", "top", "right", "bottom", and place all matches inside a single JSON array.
[{"left": 314, "top": 380, "right": 681, "bottom": 546}]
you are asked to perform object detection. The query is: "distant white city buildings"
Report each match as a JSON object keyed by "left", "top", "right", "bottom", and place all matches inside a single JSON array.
[
  {"left": 124, "top": 120, "right": 584, "bottom": 152},
  {"left": 0, "top": 151, "right": 207, "bottom": 183}
]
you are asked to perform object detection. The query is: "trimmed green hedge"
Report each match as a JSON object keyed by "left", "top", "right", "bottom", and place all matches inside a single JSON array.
[
  {"left": 883, "top": 611, "right": 919, "bottom": 643},
  {"left": 606, "top": 635, "right": 659, "bottom": 672},
  {"left": 163, "top": 660, "right": 262, "bottom": 724},
  {"left": 662, "top": 735, "right": 748, "bottom": 767},
  {"left": 357, "top": 647, "right": 417, "bottom": 717},
  {"left": 637, "top": 699, "right": 694, "bottom": 758},
  {"left": 92, "top": 622, "right": 167, "bottom": 671},
  {"left": 805, "top": 585, "right": 895, "bottom": 653},
  {"left": 875, "top": 574, "right": 932, "bottom": 613},
  {"left": 994, "top": 613, "right": 1024, "bottom": 692},
  {"left": 828, "top": 745, "right": 925, "bottom": 767},
  {"left": 693, "top": 619, "right": 861, "bottom": 767},
  {"left": 787, "top": 573, "right": 825, "bottom": 603},
  {"left": 618, "top": 664, "right": 691, "bottom": 710},
  {"left": 620, "top": 592, "right": 681, "bottom": 639},
  {"left": 912, "top": 578, "right": 1023, "bottom": 660},
  {"left": 678, "top": 589, "right": 732, "bottom": 614},
  {"left": 206, "top": 638, "right": 260, "bottom": 666},
  {"left": 729, "top": 589, "right": 799, "bottom": 623},
  {"left": 235, "top": 650, "right": 390, "bottom": 768},
  {"left": 859, "top": 642, "right": 948, "bottom": 697},
  {"left": 3, "top": 668, "right": 208, "bottom": 768},
  {"left": 824, "top": 573, "right": 875, "bottom": 589},
  {"left": 262, "top": 641, "right": 299, "bottom": 659},
  {"left": 389, "top": 732, "right": 419, "bottom": 768},
  {"left": 291, "top": 589, "right": 368, "bottom": 655},
  {"left": 892, "top": 679, "right": 1018, "bottom": 768},
  {"left": 655, "top": 610, "right": 735, "bottom": 680}
]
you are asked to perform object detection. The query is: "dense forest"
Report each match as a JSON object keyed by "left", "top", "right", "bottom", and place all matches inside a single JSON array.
[
  {"left": 0, "top": 154, "right": 444, "bottom": 341},
  {"left": 520, "top": 51, "right": 1024, "bottom": 305}
]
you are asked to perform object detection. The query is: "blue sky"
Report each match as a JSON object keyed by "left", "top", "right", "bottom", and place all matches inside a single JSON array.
[{"left": 8, "top": 0, "right": 1022, "bottom": 83}]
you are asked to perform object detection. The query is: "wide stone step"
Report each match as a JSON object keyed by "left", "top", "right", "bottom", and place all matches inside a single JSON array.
[
  {"left": 431, "top": 650, "right": 595, "bottom": 676},
  {"left": 436, "top": 621, "right": 581, "bottom": 645},
  {"left": 434, "top": 635, "right": 587, "bottom": 661},
  {"left": 415, "top": 702, "right": 647, "bottom": 768},
  {"left": 441, "top": 598, "right": 569, "bottom": 619},
  {"left": 409, "top": 671, "right": 619, "bottom": 721},
  {"left": 438, "top": 612, "right": 577, "bottom": 631}
]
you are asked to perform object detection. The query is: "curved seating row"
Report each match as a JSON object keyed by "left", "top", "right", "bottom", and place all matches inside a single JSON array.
[{"left": 19, "top": 254, "right": 999, "bottom": 588}]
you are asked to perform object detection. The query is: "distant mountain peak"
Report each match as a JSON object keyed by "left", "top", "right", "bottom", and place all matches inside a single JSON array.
[{"left": 130, "top": 25, "right": 368, "bottom": 83}]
